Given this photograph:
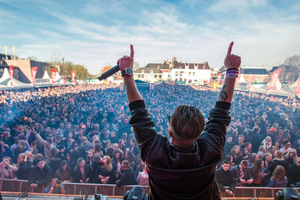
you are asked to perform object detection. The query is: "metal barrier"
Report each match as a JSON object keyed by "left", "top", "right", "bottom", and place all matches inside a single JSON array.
[{"left": 1, "top": 178, "right": 299, "bottom": 198}]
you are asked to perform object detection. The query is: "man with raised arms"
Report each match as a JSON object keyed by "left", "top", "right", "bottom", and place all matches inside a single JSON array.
[{"left": 118, "top": 42, "right": 241, "bottom": 200}]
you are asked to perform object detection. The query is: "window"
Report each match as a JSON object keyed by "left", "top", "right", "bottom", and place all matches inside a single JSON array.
[
  {"left": 154, "top": 75, "right": 157, "bottom": 78},
  {"left": 159, "top": 75, "right": 162, "bottom": 78}
]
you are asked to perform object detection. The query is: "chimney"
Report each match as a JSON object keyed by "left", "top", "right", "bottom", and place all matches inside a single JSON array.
[
  {"left": 13, "top": 46, "right": 16, "bottom": 60},
  {"left": 5, "top": 46, "right": 8, "bottom": 60},
  {"left": 203, "top": 62, "right": 206, "bottom": 69}
]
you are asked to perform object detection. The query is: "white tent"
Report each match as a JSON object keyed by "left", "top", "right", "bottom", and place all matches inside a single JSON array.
[
  {"left": 34, "top": 71, "right": 52, "bottom": 87},
  {"left": 54, "top": 72, "right": 62, "bottom": 83},
  {"left": 0, "top": 68, "right": 34, "bottom": 90},
  {"left": 238, "top": 74, "right": 246, "bottom": 83}
]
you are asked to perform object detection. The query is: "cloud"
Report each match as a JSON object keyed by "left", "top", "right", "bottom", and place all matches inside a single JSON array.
[{"left": 1, "top": 0, "right": 299, "bottom": 74}]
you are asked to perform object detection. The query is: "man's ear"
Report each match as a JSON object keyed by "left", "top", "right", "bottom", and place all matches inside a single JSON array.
[{"left": 168, "top": 128, "right": 172, "bottom": 138}]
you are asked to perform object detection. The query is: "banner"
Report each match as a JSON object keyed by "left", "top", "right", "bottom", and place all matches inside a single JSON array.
[
  {"left": 51, "top": 69, "right": 57, "bottom": 84},
  {"left": 71, "top": 71, "right": 76, "bottom": 83},
  {"left": 31, "top": 67, "right": 37, "bottom": 84},
  {"left": 236, "top": 71, "right": 241, "bottom": 83},
  {"left": 269, "top": 69, "right": 282, "bottom": 91},
  {"left": 9, "top": 65, "right": 13, "bottom": 86},
  {"left": 216, "top": 73, "right": 222, "bottom": 85},
  {"left": 151, "top": 83, "right": 155, "bottom": 91},
  {"left": 295, "top": 74, "right": 300, "bottom": 95}
]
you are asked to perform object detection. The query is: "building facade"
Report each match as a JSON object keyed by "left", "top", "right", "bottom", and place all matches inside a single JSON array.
[{"left": 134, "top": 60, "right": 211, "bottom": 84}]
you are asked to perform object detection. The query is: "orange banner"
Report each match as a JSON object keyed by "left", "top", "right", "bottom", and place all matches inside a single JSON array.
[
  {"left": 31, "top": 67, "right": 37, "bottom": 84},
  {"left": 71, "top": 71, "right": 76, "bottom": 83},
  {"left": 51, "top": 69, "right": 56, "bottom": 84},
  {"left": 9, "top": 65, "right": 13, "bottom": 86},
  {"left": 217, "top": 73, "right": 222, "bottom": 85},
  {"left": 295, "top": 74, "right": 300, "bottom": 95},
  {"left": 269, "top": 69, "right": 281, "bottom": 91}
]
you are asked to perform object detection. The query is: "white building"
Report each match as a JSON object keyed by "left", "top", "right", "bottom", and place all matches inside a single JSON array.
[
  {"left": 171, "top": 62, "right": 211, "bottom": 84},
  {"left": 134, "top": 60, "right": 211, "bottom": 84}
]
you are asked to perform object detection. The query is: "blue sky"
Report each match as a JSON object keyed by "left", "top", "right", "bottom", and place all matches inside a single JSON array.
[{"left": 0, "top": 0, "right": 300, "bottom": 74}]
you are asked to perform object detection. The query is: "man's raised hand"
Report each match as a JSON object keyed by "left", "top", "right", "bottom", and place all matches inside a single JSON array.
[
  {"left": 118, "top": 45, "right": 134, "bottom": 71},
  {"left": 224, "top": 42, "right": 241, "bottom": 69}
]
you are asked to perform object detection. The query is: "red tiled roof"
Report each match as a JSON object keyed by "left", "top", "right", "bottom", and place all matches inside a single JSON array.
[{"left": 100, "top": 67, "right": 112, "bottom": 74}]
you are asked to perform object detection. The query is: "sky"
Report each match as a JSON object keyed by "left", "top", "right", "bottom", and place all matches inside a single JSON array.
[{"left": 0, "top": 0, "right": 300, "bottom": 74}]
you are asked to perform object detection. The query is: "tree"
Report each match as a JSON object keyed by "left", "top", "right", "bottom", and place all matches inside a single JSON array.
[
  {"left": 27, "top": 56, "right": 38, "bottom": 61},
  {"left": 284, "top": 54, "right": 300, "bottom": 68},
  {"left": 278, "top": 54, "right": 300, "bottom": 84}
]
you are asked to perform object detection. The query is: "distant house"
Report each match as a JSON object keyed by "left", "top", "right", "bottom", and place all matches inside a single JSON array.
[
  {"left": 134, "top": 67, "right": 163, "bottom": 83},
  {"left": 172, "top": 62, "right": 210, "bottom": 84},
  {"left": 240, "top": 67, "right": 270, "bottom": 84},
  {"left": 134, "top": 60, "right": 211, "bottom": 84}
]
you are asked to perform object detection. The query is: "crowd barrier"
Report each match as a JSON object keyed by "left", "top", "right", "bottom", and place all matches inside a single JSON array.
[{"left": 1, "top": 178, "right": 299, "bottom": 198}]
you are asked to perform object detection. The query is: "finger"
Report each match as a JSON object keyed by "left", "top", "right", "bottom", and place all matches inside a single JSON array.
[
  {"left": 227, "top": 42, "right": 234, "bottom": 56},
  {"left": 130, "top": 44, "right": 134, "bottom": 60}
]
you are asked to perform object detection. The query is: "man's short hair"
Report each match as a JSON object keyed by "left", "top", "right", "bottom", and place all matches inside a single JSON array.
[
  {"left": 238, "top": 134, "right": 244, "bottom": 138},
  {"left": 122, "top": 160, "right": 130, "bottom": 167},
  {"left": 222, "top": 160, "right": 230, "bottom": 165},
  {"left": 169, "top": 105, "right": 204, "bottom": 140},
  {"left": 240, "top": 160, "right": 249, "bottom": 167}
]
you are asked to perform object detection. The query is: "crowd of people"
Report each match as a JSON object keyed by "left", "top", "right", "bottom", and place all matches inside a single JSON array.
[{"left": 0, "top": 83, "right": 299, "bottom": 195}]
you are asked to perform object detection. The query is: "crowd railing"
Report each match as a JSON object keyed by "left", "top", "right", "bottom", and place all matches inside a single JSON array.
[{"left": 1, "top": 178, "right": 299, "bottom": 198}]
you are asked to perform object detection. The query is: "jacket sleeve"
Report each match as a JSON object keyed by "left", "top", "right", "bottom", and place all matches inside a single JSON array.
[
  {"left": 229, "top": 171, "right": 235, "bottom": 192},
  {"left": 287, "top": 165, "right": 295, "bottom": 185},
  {"left": 116, "top": 170, "right": 132, "bottom": 187},
  {"left": 231, "top": 167, "right": 240, "bottom": 184},
  {"left": 202, "top": 102, "right": 231, "bottom": 159},
  {"left": 72, "top": 168, "right": 81, "bottom": 183},
  {"left": 36, "top": 166, "right": 51, "bottom": 186},
  {"left": 267, "top": 179, "right": 274, "bottom": 187},
  {"left": 28, "top": 167, "right": 36, "bottom": 185},
  {"left": 129, "top": 100, "right": 157, "bottom": 161},
  {"left": 215, "top": 170, "right": 225, "bottom": 192}
]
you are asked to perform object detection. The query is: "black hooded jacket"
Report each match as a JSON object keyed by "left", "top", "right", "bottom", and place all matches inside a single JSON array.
[{"left": 129, "top": 100, "right": 231, "bottom": 200}]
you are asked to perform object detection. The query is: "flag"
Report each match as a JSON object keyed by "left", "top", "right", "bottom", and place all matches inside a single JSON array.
[
  {"left": 295, "top": 74, "right": 300, "bottom": 95},
  {"left": 269, "top": 69, "right": 282, "bottom": 91},
  {"left": 71, "top": 71, "right": 76, "bottom": 83},
  {"left": 9, "top": 65, "right": 13, "bottom": 86},
  {"left": 217, "top": 73, "right": 222, "bottom": 85},
  {"left": 151, "top": 83, "right": 155, "bottom": 91},
  {"left": 51, "top": 69, "right": 56, "bottom": 84},
  {"left": 31, "top": 67, "right": 37, "bottom": 84}
]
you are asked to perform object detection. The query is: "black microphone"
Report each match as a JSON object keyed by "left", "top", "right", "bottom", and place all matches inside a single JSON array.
[{"left": 98, "top": 65, "right": 120, "bottom": 81}]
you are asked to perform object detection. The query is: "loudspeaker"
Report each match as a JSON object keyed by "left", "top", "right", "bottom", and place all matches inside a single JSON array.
[
  {"left": 124, "top": 186, "right": 147, "bottom": 200},
  {"left": 275, "top": 188, "right": 300, "bottom": 200}
]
